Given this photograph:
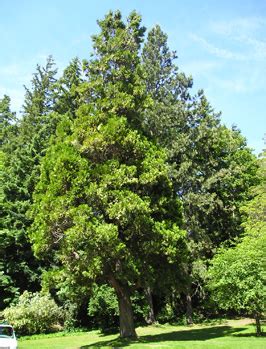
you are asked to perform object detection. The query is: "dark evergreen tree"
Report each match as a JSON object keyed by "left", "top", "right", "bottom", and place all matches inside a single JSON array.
[
  {"left": 141, "top": 25, "right": 259, "bottom": 323},
  {"left": 54, "top": 57, "right": 83, "bottom": 117},
  {"left": 0, "top": 57, "right": 58, "bottom": 309},
  {"left": 0, "top": 95, "right": 18, "bottom": 147},
  {"left": 0, "top": 95, "right": 19, "bottom": 308}
]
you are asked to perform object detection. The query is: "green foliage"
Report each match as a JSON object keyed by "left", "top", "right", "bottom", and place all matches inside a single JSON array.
[
  {"left": 30, "top": 12, "right": 187, "bottom": 338},
  {"left": 0, "top": 58, "right": 58, "bottom": 309},
  {"left": 207, "top": 232, "right": 265, "bottom": 315},
  {"left": 61, "top": 300, "right": 79, "bottom": 331},
  {"left": 142, "top": 24, "right": 258, "bottom": 253},
  {"left": 157, "top": 302, "right": 176, "bottom": 323},
  {"left": 88, "top": 284, "right": 119, "bottom": 331},
  {"left": 81, "top": 10, "right": 148, "bottom": 125},
  {"left": 207, "top": 159, "right": 265, "bottom": 334},
  {"left": 0, "top": 94, "right": 17, "bottom": 147},
  {"left": 241, "top": 151, "right": 266, "bottom": 235},
  {"left": 0, "top": 10, "right": 261, "bottom": 332},
  {"left": 142, "top": 25, "right": 192, "bottom": 102},
  {"left": 2, "top": 291, "right": 63, "bottom": 335},
  {"left": 23, "top": 55, "right": 57, "bottom": 118},
  {"left": 141, "top": 24, "right": 259, "bottom": 320},
  {"left": 30, "top": 108, "right": 186, "bottom": 289},
  {"left": 0, "top": 55, "right": 85, "bottom": 310},
  {"left": 54, "top": 57, "right": 83, "bottom": 116}
]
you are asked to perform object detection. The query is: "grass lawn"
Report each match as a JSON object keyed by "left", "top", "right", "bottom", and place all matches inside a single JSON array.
[{"left": 18, "top": 319, "right": 265, "bottom": 349}]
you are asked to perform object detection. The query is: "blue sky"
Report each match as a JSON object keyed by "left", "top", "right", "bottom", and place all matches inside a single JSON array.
[{"left": 1, "top": 0, "right": 265, "bottom": 154}]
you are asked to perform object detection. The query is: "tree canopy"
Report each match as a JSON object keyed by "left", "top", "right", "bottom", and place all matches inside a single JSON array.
[
  {"left": 29, "top": 11, "right": 187, "bottom": 338},
  {"left": 207, "top": 153, "right": 265, "bottom": 336},
  {"left": 0, "top": 9, "right": 262, "bottom": 338}
]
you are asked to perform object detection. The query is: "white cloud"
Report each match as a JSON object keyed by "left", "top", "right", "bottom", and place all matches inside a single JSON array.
[
  {"left": 207, "top": 63, "right": 266, "bottom": 95},
  {"left": 207, "top": 17, "right": 266, "bottom": 61},
  {"left": 242, "top": 36, "right": 266, "bottom": 59},
  {"left": 213, "top": 78, "right": 248, "bottom": 93},
  {"left": 0, "top": 64, "right": 21, "bottom": 77},
  {"left": 190, "top": 34, "right": 247, "bottom": 60},
  {"left": 181, "top": 60, "right": 219, "bottom": 77},
  {"left": 210, "top": 17, "right": 266, "bottom": 37},
  {"left": 72, "top": 33, "right": 92, "bottom": 46},
  {"left": 190, "top": 29, "right": 266, "bottom": 62}
]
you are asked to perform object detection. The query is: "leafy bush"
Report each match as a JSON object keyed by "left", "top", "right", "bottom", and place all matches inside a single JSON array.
[
  {"left": 131, "top": 290, "right": 149, "bottom": 325},
  {"left": 2, "top": 291, "right": 63, "bottom": 335},
  {"left": 88, "top": 284, "right": 119, "bottom": 331},
  {"left": 157, "top": 301, "right": 175, "bottom": 323},
  {"left": 87, "top": 284, "right": 150, "bottom": 331},
  {"left": 62, "top": 300, "right": 79, "bottom": 331}
]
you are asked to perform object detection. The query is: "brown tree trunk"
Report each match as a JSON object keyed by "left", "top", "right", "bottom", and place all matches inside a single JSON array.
[
  {"left": 145, "top": 286, "right": 156, "bottom": 324},
  {"left": 255, "top": 313, "right": 262, "bottom": 336},
  {"left": 109, "top": 275, "right": 137, "bottom": 339},
  {"left": 186, "top": 293, "right": 193, "bottom": 325}
]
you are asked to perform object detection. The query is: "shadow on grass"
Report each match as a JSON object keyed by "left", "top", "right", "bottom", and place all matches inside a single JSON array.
[
  {"left": 233, "top": 332, "right": 265, "bottom": 338},
  {"left": 231, "top": 323, "right": 265, "bottom": 337},
  {"left": 80, "top": 325, "right": 247, "bottom": 348}
]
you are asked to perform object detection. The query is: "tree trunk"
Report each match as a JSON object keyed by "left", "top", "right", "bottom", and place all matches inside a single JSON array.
[
  {"left": 145, "top": 286, "right": 156, "bottom": 324},
  {"left": 255, "top": 313, "right": 262, "bottom": 336},
  {"left": 109, "top": 275, "right": 137, "bottom": 339},
  {"left": 186, "top": 293, "right": 193, "bottom": 325}
]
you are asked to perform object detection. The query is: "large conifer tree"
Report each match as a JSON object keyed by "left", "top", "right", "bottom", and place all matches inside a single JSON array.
[
  {"left": 30, "top": 11, "right": 187, "bottom": 338},
  {"left": 141, "top": 24, "right": 259, "bottom": 323},
  {"left": 0, "top": 58, "right": 58, "bottom": 308}
]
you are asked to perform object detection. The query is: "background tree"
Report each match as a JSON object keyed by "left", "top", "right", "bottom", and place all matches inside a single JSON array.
[
  {"left": 0, "top": 95, "right": 19, "bottom": 308},
  {"left": 208, "top": 152, "right": 265, "bottom": 336},
  {"left": 54, "top": 57, "right": 83, "bottom": 117},
  {"left": 207, "top": 233, "right": 265, "bottom": 336},
  {"left": 0, "top": 55, "right": 86, "bottom": 311},
  {"left": 0, "top": 95, "right": 18, "bottom": 147},
  {"left": 240, "top": 151, "right": 265, "bottom": 235},
  {"left": 0, "top": 57, "right": 58, "bottom": 309},
  {"left": 141, "top": 25, "right": 259, "bottom": 324}
]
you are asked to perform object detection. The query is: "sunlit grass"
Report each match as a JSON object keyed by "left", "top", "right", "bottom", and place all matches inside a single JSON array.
[{"left": 18, "top": 319, "right": 265, "bottom": 349}]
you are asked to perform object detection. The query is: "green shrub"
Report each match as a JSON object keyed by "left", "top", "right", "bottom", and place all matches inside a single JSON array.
[
  {"left": 88, "top": 284, "right": 119, "bottom": 331},
  {"left": 62, "top": 300, "right": 79, "bottom": 331},
  {"left": 157, "top": 301, "right": 175, "bottom": 323},
  {"left": 2, "top": 291, "right": 63, "bottom": 335},
  {"left": 131, "top": 290, "right": 149, "bottom": 325},
  {"left": 87, "top": 284, "right": 150, "bottom": 331}
]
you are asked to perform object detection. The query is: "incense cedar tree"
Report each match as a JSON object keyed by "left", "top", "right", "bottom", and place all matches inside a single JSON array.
[{"left": 30, "top": 11, "right": 187, "bottom": 338}]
